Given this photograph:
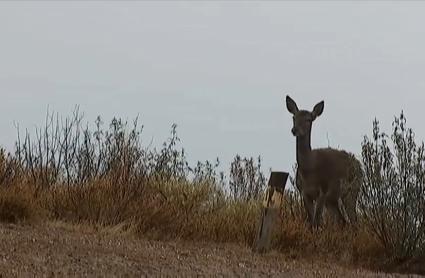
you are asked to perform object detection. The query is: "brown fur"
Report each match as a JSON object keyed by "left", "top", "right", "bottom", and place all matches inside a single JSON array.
[{"left": 296, "top": 148, "right": 362, "bottom": 226}]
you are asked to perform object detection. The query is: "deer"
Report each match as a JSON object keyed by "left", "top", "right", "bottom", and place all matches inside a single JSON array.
[{"left": 285, "top": 95, "right": 362, "bottom": 228}]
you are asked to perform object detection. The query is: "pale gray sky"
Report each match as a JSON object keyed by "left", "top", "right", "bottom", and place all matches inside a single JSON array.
[{"left": 1, "top": 2, "right": 425, "bottom": 173}]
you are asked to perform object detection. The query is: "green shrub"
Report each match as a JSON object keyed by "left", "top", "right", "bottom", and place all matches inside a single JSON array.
[{"left": 361, "top": 112, "right": 425, "bottom": 260}]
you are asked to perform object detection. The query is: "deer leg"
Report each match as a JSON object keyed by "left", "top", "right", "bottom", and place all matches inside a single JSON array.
[
  {"left": 342, "top": 194, "right": 357, "bottom": 225},
  {"left": 326, "top": 198, "right": 347, "bottom": 226},
  {"left": 302, "top": 194, "right": 315, "bottom": 227},
  {"left": 313, "top": 193, "right": 326, "bottom": 228},
  {"left": 342, "top": 181, "right": 360, "bottom": 225}
]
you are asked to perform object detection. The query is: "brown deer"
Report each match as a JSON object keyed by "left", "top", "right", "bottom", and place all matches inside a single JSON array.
[{"left": 285, "top": 95, "right": 361, "bottom": 227}]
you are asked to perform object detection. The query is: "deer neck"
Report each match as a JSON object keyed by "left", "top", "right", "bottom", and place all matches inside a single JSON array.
[{"left": 296, "top": 134, "right": 314, "bottom": 171}]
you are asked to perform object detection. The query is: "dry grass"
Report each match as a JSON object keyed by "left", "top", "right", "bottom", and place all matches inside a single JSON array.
[
  {"left": 0, "top": 184, "right": 44, "bottom": 224},
  {"left": 0, "top": 175, "right": 418, "bottom": 274}
]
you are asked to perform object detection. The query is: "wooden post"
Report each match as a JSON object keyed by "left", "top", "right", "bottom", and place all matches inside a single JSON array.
[{"left": 253, "top": 171, "right": 289, "bottom": 253}]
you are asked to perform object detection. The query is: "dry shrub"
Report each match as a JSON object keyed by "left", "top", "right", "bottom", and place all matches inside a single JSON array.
[
  {"left": 0, "top": 184, "right": 43, "bottom": 223},
  {"left": 133, "top": 179, "right": 260, "bottom": 244},
  {"left": 132, "top": 179, "right": 217, "bottom": 240},
  {"left": 273, "top": 190, "right": 308, "bottom": 252},
  {"left": 271, "top": 188, "right": 386, "bottom": 269},
  {"left": 361, "top": 112, "right": 425, "bottom": 262},
  {"left": 42, "top": 179, "right": 145, "bottom": 226},
  {"left": 0, "top": 149, "right": 44, "bottom": 223},
  {"left": 229, "top": 155, "right": 266, "bottom": 201},
  {"left": 10, "top": 110, "right": 266, "bottom": 245},
  {"left": 35, "top": 172, "right": 261, "bottom": 245},
  {"left": 201, "top": 200, "right": 260, "bottom": 244},
  {"left": 273, "top": 215, "right": 385, "bottom": 268}
]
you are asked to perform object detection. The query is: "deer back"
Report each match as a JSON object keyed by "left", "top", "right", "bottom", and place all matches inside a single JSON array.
[{"left": 297, "top": 148, "right": 362, "bottom": 198}]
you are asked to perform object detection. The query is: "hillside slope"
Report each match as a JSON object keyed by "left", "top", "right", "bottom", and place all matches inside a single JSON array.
[{"left": 0, "top": 223, "right": 416, "bottom": 277}]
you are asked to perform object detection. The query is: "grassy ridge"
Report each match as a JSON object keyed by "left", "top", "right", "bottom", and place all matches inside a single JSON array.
[
  {"left": 0, "top": 111, "right": 423, "bottom": 275},
  {"left": 0, "top": 173, "right": 389, "bottom": 271}
]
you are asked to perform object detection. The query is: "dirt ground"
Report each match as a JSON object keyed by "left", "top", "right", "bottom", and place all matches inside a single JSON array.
[{"left": 0, "top": 223, "right": 421, "bottom": 277}]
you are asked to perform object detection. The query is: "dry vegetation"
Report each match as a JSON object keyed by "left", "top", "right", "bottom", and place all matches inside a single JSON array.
[{"left": 0, "top": 110, "right": 424, "bottom": 275}]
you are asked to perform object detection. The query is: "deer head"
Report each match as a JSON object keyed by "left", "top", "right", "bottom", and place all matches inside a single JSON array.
[{"left": 285, "top": 95, "right": 324, "bottom": 138}]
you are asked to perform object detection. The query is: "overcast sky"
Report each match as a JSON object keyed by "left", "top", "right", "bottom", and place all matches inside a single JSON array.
[{"left": 1, "top": 2, "right": 425, "bottom": 173}]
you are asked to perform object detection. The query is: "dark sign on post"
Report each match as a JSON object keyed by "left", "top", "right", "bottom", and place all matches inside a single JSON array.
[{"left": 253, "top": 171, "right": 289, "bottom": 253}]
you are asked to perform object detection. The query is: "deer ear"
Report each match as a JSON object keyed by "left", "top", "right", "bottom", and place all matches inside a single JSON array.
[
  {"left": 312, "top": 101, "right": 324, "bottom": 119},
  {"left": 286, "top": 95, "right": 299, "bottom": 115}
]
